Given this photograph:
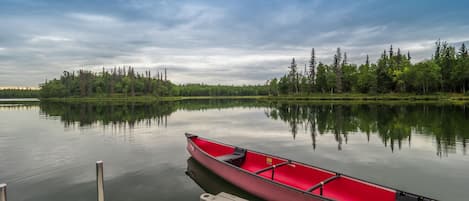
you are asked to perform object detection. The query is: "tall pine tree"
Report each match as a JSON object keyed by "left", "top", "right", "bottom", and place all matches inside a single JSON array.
[
  {"left": 334, "top": 48, "right": 343, "bottom": 93},
  {"left": 309, "top": 48, "right": 316, "bottom": 91}
]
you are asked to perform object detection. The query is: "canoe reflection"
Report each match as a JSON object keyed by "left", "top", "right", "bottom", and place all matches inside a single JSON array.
[{"left": 185, "top": 157, "right": 263, "bottom": 201}]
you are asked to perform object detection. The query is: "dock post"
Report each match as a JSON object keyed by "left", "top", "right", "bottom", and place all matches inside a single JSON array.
[
  {"left": 96, "top": 161, "right": 104, "bottom": 201},
  {"left": 0, "top": 183, "right": 6, "bottom": 201}
]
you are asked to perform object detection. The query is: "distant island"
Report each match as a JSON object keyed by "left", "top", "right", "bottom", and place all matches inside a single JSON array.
[{"left": 1, "top": 39, "right": 468, "bottom": 101}]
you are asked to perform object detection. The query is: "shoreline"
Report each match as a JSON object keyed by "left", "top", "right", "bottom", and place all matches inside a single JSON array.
[{"left": 32, "top": 93, "right": 469, "bottom": 103}]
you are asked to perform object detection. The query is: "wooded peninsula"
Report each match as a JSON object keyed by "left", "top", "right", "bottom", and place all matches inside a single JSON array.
[{"left": 2, "top": 39, "right": 468, "bottom": 101}]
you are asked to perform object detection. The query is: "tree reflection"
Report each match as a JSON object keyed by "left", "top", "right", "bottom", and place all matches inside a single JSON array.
[
  {"left": 266, "top": 102, "right": 469, "bottom": 156},
  {"left": 39, "top": 99, "right": 265, "bottom": 128},
  {"left": 40, "top": 101, "right": 176, "bottom": 128},
  {"left": 36, "top": 100, "right": 469, "bottom": 156}
]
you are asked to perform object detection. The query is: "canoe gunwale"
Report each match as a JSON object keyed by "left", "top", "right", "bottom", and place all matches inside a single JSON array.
[
  {"left": 185, "top": 133, "right": 334, "bottom": 201},
  {"left": 185, "top": 133, "right": 437, "bottom": 201}
]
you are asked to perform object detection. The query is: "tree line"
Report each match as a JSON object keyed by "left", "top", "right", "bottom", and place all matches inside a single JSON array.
[
  {"left": 174, "top": 84, "right": 268, "bottom": 96},
  {"left": 40, "top": 67, "right": 173, "bottom": 98},
  {"left": 0, "top": 88, "right": 39, "bottom": 98},
  {"left": 40, "top": 67, "right": 269, "bottom": 98},
  {"left": 268, "top": 40, "right": 469, "bottom": 95}
]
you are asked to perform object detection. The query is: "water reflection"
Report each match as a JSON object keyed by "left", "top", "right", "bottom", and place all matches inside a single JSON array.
[
  {"left": 36, "top": 100, "right": 469, "bottom": 157},
  {"left": 266, "top": 102, "right": 469, "bottom": 156},
  {"left": 185, "top": 157, "right": 261, "bottom": 201},
  {"left": 39, "top": 101, "right": 175, "bottom": 128},
  {"left": 38, "top": 100, "right": 265, "bottom": 128},
  {"left": 0, "top": 103, "right": 38, "bottom": 111}
]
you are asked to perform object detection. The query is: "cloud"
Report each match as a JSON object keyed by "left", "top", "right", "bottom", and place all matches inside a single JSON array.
[
  {"left": 1, "top": 0, "right": 469, "bottom": 87},
  {"left": 67, "top": 13, "right": 117, "bottom": 23},
  {"left": 30, "top": 36, "right": 73, "bottom": 43}
]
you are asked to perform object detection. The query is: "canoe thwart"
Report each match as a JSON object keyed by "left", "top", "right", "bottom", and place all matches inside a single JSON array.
[
  {"left": 305, "top": 173, "right": 341, "bottom": 193},
  {"left": 254, "top": 160, "right": 291, "bottom": 174}
]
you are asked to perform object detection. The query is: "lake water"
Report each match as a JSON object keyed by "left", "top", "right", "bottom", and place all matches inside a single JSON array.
[{"left": 0, "top": 100, "right": 468, "bottom": 201}]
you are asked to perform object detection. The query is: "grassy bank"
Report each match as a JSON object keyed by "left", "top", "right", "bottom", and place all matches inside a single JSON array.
[
  {"left": 39, "top": 93, "right": 469, "bottom": 103},
  {"left": 40, "top": 95, "right": 264, "bottom": 103},
  {"left": 264, "top": 93, "right": 469, "bottom": 101}
]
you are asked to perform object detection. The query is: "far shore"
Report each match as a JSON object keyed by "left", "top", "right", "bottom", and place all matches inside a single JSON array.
[{"left": 31, "top": 93, "right": 469, "bottom": 103}]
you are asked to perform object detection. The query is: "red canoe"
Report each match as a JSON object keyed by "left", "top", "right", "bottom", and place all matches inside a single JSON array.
[{"left": 185, "top": 133, "right": 436, "bottom": 201}]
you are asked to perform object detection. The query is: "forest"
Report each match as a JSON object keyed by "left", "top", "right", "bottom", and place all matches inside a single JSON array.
[
  {"left": 40, "top": 67, "right": 269, "bottom": 98},
  {"left": 268, "top": 40, "right": 469, "bottom": 95},
  {"left": 39, "top": 67, "right": 269, "bottom": 98},
  {"left": 0, "top": 88, "right": 39, "bottom": 98},
  {"left": 39, "top": 39, "right": 469, "bottom": 98},
  {"left": 40, "top": 67, "right": 172, "bottom": 98}
]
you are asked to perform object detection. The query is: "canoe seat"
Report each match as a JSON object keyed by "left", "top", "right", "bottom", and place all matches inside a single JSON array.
[{"left": 216, "top": 147, "right": 247, "bottom": 167}]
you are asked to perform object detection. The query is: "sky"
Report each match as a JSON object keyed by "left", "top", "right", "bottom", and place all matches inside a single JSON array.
[{"left": 1, "top": 0, "right": 469, "bottom": 87}]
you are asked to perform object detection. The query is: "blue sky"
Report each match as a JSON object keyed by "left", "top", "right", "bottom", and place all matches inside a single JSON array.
[{"left": 1, "top": 0, "right": 469, "bottom": 87}]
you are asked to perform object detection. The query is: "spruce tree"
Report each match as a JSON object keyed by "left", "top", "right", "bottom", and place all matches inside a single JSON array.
[
  {"left": 288, "top": 58, "right": 298, "bottom": 93},
  {"left": 309, "top": 48, "right": 316, "bottom": 80},
  {"left": 334, "top": 48, "right": 343, "bottom": 93}
]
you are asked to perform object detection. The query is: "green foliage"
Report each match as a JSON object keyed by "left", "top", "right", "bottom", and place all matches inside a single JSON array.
[
  {"left": 268, "top": 78, "right": 279, "bottom": 96},
  {"left": 315, "top": 63, "right": 328, "bottom": 93},
  {"left": 0, "top": 88, "right": 39, "bottom": 98},
  {"left": 356, "top": 63, "right": 377, "bottom": 93},
  {"left": 341, "top": 64, "right": 358, "bottom": 92},
  {"left": 40, "top": 79, "right": 67, "bottom": 98},
  {"left": 326, "top": 65, "right": 336, "bottom": 93},
  {"left": 41, "top": 67, "right": 271, "bottom": 98},
  {"left": 40, "top": 67, "right": 174, "bottom": 98},
  {"left": 406, "top": 60, "right": 441, "bottom": 93},
  {"left": 269, "top": 40, "right": 469, "bottom": 95},
  {"left": 452, "top": 50, "right": 469, "bottom": 93},
  {"left": 174, "top": 84, "right": 268, "bottom": 96}
]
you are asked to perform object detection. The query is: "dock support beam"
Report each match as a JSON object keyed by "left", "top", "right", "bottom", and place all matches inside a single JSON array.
[
  {"left": 0, "top": 183, "right": 6, "bottom": 201},
  {"left": 96, "top": 161, "right": 105, "bottom": 201}
]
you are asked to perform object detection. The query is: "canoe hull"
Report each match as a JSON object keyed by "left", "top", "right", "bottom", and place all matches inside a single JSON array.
[
  {"left": 186, "top": 134, "right": 435, "bottom": 201},
  {"left": 186, "top": 137, "right": 329, "bottom": 201}
]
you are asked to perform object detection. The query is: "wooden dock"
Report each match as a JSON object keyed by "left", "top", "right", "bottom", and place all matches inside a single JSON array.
[{"left": 200, "top": 192, "right": 248, "bottom": 201}]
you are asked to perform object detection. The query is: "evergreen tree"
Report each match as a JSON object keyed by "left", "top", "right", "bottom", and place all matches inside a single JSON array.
[
  {"left": 435, "top": 39, "right": 441, "bottom": 60},
  {"left": 334, "top": 48, "right": 343, "bottom": 93},
  {"left": 268, "top": 78, "right": 279, "bottom": 96},
  {"left": 436, "top": 41, "right": 456, "bottom": 91},
  {"left": 376, "top": 50, "right": 392, "bottom": 93},
  {"left": 343, "top": 52, "right": 347, "bottom": 66},
  {"left": 453, "top": 43, "right": 469, "bottom": 93},
  {"left": 357, "top": 57, "right": 377, "bottom": 93},
  {"left": 315, "top": 63, "right": 328, "bottom": 93},
  {"left": 309, "top": 48, "right": 316, "bottom": 86},
  {"left": 288, "top": 58, "right": 299, "bottom": 93},
  {"left": 327, "top": 64, "right": 337, "bottom": 94},
  {"left": 459, "top": 43, "right": 468, "bottom": 56}
]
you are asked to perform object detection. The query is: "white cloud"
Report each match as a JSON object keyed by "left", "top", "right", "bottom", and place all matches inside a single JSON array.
[
  {"left": 67, "top": 13, "right": 117, "bottom": 23},
  {"left": 1, "top": 1, "right": 469, "bottom": 87},
  {"left": 30, "top": 35, "right": 73, "bottom": 43}
]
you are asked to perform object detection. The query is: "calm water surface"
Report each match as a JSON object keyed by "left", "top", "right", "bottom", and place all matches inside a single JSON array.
[{"left": 0, "top": 100, "right": 468, "bottom": 201}]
